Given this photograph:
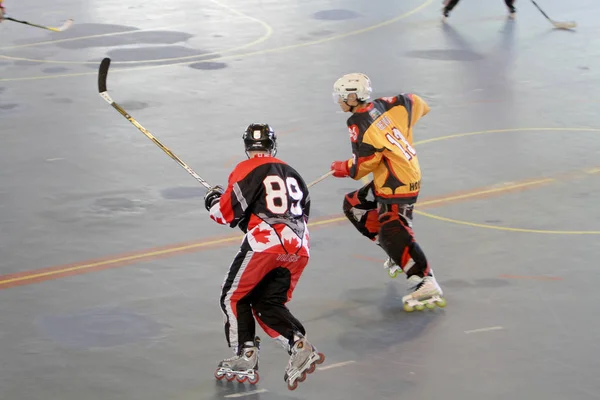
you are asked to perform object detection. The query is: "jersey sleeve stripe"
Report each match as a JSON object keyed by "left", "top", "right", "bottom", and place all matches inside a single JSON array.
[{"left": 233, "top": 182, "right": 249, "bottom": 211}]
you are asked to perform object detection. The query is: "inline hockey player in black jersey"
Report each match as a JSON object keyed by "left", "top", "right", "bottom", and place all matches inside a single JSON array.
[
  {"left": 442, "top": 0, "right": 516, "bottom": 20},
  {"left": 204, "top": 123, "right": 324, "bottom": 390}
]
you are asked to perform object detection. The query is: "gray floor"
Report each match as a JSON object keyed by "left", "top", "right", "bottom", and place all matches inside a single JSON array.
[{"left": 1, "top": 0, "right": 600, "bottom": 398}]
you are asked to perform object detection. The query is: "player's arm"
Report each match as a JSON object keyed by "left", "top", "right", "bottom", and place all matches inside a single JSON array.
[
  {"left": 331, "top": 129, "right": 383, "bottom": 180},
  {"left": 386, "top": 93, "right": 430, "bottom": 145},
  {"left": 204, "top": 167, "right": 252, "bottom": 228},
  {"left": 347, "top": 135, "right": 383, "bottom": 180},
  {"left": 405, "top": 93, "right": 430, "bottom": 125}
]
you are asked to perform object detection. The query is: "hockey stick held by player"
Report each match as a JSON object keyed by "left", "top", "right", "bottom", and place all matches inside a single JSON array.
[
  {"left": 330, "top": 73, "right": 446, "bottom": 312},
  {"left": 205, "top": 123, "right": 324, "bottom": 390},
  {"left": 1, "top": 0, "right": 73, "bottom": 32}
]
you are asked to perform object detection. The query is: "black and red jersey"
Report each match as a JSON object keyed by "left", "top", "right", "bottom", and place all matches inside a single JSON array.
[{"left": 209, "top": 154, "right": 310, "bottom": 256}]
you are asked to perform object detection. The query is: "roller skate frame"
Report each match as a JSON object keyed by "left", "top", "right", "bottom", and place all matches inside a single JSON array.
[
  {"left": 214, "top": 337, "right": 261, "bottom": 385},
  {"left": 384, "top": 258, "right": 447, "bottom": 312},
  {"left": 214, "top": 366, "right": 260, "bottom": 384},
  {"left": 285, "top": 348, "right": 325, "bottom": 391},
  {"left": 402, "top": 275, "right": 447, "bottom": 312},
  {"left": 402, "top": 294, "right": 446, "bottom": 312}
]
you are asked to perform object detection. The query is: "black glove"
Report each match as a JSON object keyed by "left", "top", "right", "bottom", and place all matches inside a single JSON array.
[{"left": 204, "top": 185, "right": 224, "bottom": 211}]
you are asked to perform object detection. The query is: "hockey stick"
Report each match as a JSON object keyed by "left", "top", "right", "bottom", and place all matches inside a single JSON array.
[
  {"left": 530, "top": 0, "right": 576, "bottom": 30},
  {"left": 5, "top": 16, "right": 73, "bottom": 32},
  {"left": 307, "top": 170, "right": 334, "bottom": 188},
  {"left": 97, "top": 57, "right": 213, "bottom": 190}
]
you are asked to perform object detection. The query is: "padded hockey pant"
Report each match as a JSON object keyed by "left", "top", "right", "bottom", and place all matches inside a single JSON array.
[
  {"left": 342, "top": 181, "right": 431, "bottom": 278},
  {"left": 220, "top": 248, "right": 308, "bottom": 354}
]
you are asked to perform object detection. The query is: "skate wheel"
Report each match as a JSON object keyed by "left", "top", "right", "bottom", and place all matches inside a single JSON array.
[
  {"left": 236, "top": 375, "right": 247, "bottom": 383},
  {"left": 415, "top": 303, "right": 425, "bottom": 311},
  {"left": 248, "top": 372, "right": 259, "bottom": 385},
  {"left": 388, "top": 269, "right": 398, "bottom": 278},
  {"left": 287, "top": 380, "right": 298, "bottom": 391},
  {"left": 307, "top": 363, "right": 316, "bottom": 374},
  {"left": 225, "top": 373, "right": 236, "bottom": 382},
  {"left": 298, "top": 371, "right": 307, "bottom": 382},
  {"left": 425, "top": 302, "right": 435, "bottom": 309},
  {"left": 435, "top": 298, "right": 447, "bottom": 308},
  {"left": 316, "top": 353, "right": 326, "bottom": 364},
  {"left": 214, "top": 370, "right": 225, "bottom": 380},
  {"left": 403, "top": 303, "right": 414, "bottom": 312}
]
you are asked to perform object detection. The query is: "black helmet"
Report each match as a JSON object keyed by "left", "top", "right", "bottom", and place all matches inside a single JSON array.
[{"left": 243, "top": 123, "right": 277, "bottom": 157}]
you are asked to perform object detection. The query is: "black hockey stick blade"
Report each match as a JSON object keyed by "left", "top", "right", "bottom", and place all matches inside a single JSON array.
[
  {"left": 98, "top": 57, "right": 110, "bottom": 94},
  {"left": 96, "top": 58, "right": 213, "bottom": 190}
]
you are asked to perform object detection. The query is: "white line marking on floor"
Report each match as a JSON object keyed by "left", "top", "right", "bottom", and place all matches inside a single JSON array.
[
  {"left": 225, "top": 389, "right": 269, "bottom": 398},
  {"left": 319, "top": 360, "right": 356, "bottom": 370},
  {"left": 464, "top": 326, "right": 504, "bottom": 334},
  {"left": 45, "top": 158, "right": 64, "bottom": 162}
]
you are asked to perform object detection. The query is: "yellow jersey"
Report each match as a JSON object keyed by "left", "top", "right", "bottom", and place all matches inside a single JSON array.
[{"left": 344, "top": 93, "right": 430, "bottom": 204}]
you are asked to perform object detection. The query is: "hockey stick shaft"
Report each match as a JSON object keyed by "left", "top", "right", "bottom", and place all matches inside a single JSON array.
[
  {"left": 530, "top": 0, "right": 552, "bottom": 21},
  {"left": 308, "top": 170, "right": 334, "bottom": 188},
  {"left": 97, "top": 58, "right": 212, "bottom": 190},
  {"left": 5, "top": 16, "right": 73, "bottom": 32}
]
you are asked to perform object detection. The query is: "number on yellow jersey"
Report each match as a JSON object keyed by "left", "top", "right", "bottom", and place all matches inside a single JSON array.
[{"left": 385, "top": 127, "right": 417, "bottom": 161}]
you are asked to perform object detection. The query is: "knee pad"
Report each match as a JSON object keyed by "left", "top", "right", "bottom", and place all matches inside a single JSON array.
[
  {"left": 343, "top": 193, "right": 358, "bottom": 220},
  {"left": 343, "top": 191, "right": 380, "bottom": 241}
]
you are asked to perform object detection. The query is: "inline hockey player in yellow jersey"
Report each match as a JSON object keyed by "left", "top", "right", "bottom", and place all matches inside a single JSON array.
[
  {"left": 0, "top": 0, "right": 6, "bottom": 22},
  {"left": 329, "top": 73, "right": 446, "bottom": 312}
]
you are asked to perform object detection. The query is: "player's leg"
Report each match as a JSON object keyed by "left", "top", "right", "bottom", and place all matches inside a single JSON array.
[
  {"left": 442, "top": 0, "right": 461, "bottom": 19},
  {"left": 215, "top": 248, "right": 270, "bottom": 383},
  {"left": 505, "top": 0, "right": 516, "bottom": 17},
  {"left": 377, "top": 203, "right": 428, "bottom": 277},
  {"left": 377, "top": 203, "right": 445, "bottom": 311},
  {"left": 250, "top": 256, "right": 324, "bottom": 390},
  {"left": 219, "top": 249, "right": 260, "bottom": 352},
  {"left": 342, "top": 181, "right": 381, "bottom": 242},
  {"left": 251, "top": 267, "right": 305, "bottom": 349}
]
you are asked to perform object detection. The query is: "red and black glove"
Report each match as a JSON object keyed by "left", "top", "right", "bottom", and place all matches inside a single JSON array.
[
  {"left": 330, "top": 160, "right": 350, "bottom": 178},
  {"left": 204, "top": 185, "right": 224, "bottom": 211}
]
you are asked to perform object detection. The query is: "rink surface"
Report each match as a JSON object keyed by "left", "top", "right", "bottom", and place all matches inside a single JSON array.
[{"left": 1, "top": 0, "right": 600, "bottom": 398}]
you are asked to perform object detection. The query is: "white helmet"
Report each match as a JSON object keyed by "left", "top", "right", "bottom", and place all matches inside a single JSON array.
[{"left": 332, "top": 73, "right": 372, "bottom": 103}]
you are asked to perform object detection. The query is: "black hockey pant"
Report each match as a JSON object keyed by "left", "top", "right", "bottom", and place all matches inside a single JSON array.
[
  {"left": 220, "top": 249, "right": 307, "bottom": 354},
  {"left": 342, "top": 181, "right": 431, "bottom": 278}
]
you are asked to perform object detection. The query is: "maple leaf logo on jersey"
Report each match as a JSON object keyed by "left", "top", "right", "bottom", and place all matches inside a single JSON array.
[
  {"left": 283, "top": 236, "right": 301, "bottom": 253},
  {"left": 209, "top": 206, "right": 227, "bottom": 225},
  {"left": 348, "top": 125, "right": 359, "bottom": 143},
  {"left": 253, "top": 227, "right": 271, "bottom": 244},
  {"left": 381, "top": 96, "right": 397, "bottom": 104}
]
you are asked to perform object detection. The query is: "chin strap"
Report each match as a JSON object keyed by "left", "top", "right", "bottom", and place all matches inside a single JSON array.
[{"left": 343, "top": 98, "right": 359, "bottom": 113}]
